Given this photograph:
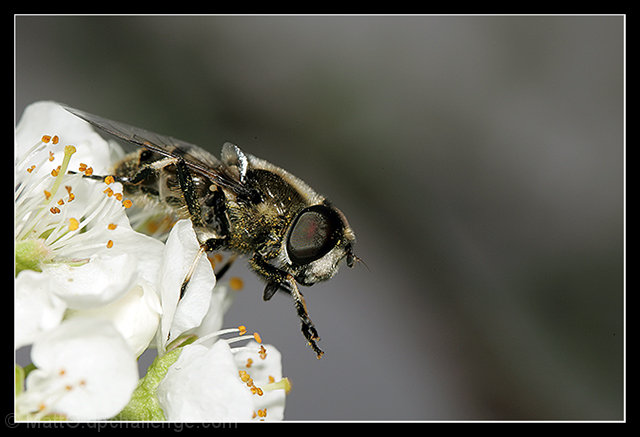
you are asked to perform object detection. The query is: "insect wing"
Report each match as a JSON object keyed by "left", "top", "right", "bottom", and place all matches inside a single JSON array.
[{"left": 63, "top": 105, "right": 247, "bottom": 193}]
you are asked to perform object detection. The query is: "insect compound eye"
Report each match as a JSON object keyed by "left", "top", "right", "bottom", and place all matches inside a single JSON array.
[{"left": 287, "top": 205, "right": 341, "bottom": 265}]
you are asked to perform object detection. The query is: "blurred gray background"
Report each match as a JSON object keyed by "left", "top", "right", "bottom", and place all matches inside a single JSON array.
[{"left": 15, "top": 15, "right": 624, "bottom": 420}]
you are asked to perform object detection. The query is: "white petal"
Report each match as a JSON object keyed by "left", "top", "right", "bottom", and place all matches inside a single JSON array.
[
  {"left": 44, "top": 253, "right": 138, "bottom": 309},
  {"left": 159, "top": 220, "right": 215, "bottom": 350},
  {"left": 68, "top": 280, "right": 161, "bottom": 357},
  {"left": 15, "top": 270, "right": 66, "bottom": 348},
  {"left": 25, "top": 318, "right": 138, "bottom": 420},
  {"left": 157, "top": 341, "right": 254, "bottom": 421},
  {"left": 234, "top": 341, "right": 286, "bottom": 421},
  {"left": 15, "top": 101, "right": 119, "bottom": 176},
  {"left": 190, "top": 284, "right": 234, "bottom": 340}
]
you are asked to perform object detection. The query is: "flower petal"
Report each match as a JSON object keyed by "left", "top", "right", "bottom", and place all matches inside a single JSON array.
[
  {"left": 156, "top": 341, "right": 254, "bottom": 421},
  {"left": 15, "top": 270, "right": 66, "bottom": 348},
  {"left": 15, "top": 101, "right": 119, "bottom": 177},
  {"left": 234, "top": 341, "right": 286, "bottom": 421},
  {"left": 23, "top": 318, "right": 138, "bottom": 420},
  {"left": 158, "top": 220, "right": 215, "bottom": 350},
  {"left": 44, "top": 253, "right": 138, "bottom": 309},
  {"left": 68, "top": 280, "right": 162, "bottom": 357}
]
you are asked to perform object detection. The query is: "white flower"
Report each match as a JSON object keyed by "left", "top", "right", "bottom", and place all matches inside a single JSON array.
[
  {"left": 14, "top": 101, "right": 164, "bottom": 353},
  {"left": 15, "top": 318, "right": 139, "bottom": 421},
  {"left": 15, "top": 101, "right": 290, "bottom": 422}
]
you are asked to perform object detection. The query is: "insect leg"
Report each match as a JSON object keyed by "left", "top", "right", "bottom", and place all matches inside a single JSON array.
[
  {"left": 179, "top": 245, "right": 207, "bottom": 300},
  {"left": 249, "top": 255, "right": 324, "bottom": 358}
]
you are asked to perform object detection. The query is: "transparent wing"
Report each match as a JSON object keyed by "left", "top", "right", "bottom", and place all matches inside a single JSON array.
[{"left": 63, "top": 105, "right": 249, "bottom": 194}]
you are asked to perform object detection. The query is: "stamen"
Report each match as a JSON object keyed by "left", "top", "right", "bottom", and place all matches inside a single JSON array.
[
  {"left": 238, "top": 370, "right": 263, "bottom": 396},
  {"left": 263, "top": 377, "right": 292, "bottom": 394},
  {"left": 229, "top": 277, "right": 244, "bottom": 291},
  {"left": 107, "top": 223, "right": 117, "bottom": 230},
  {"left": 27, "top": 165, "right": 36, "bottom": 173},
  {"left": 52, "top": 135, "right": 59, "bottom": 145},
  {"left": 106, "top": 240, "right": 114, "bottom": 249},
  {"left": 68, "top": 218, "right": 79, "bottom": 231},
  {"left": 253, "top": 332, "right": 262, "bottom": 344},
  {"left": 41, "top": 135, "right": 51, "bottom": 143},
  {"left": 48, "top": 145, "right": 76, "bottom": 200},
  {"left": 104, "top": 175, "right": 115, "bottom": 185},
  {"left": 122, "top": 199, "right": 133, "bottom": 209}
]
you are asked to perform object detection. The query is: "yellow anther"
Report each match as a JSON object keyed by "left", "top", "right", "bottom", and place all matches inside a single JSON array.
[
  {"left": 106, "top": 240, "right": 114, "bottom": 249},
  {"left": 253, "top": 332, "right": 262, "bottom": 344},
  {"left": 27, "top": 165, "right": 36, "bottom": 173},
  {"left": 237, "top": 325, "right": 247, "bottom": 335},
  {"left": 52, "top": 135, "right": 59, "bottom": 144},
  {"left": 259, "top": 345, "right": 267, "bottom": 360},
  {"left": 104, "top": 187, "right": 114, "bottom": 197},
  {"left": 122, "top": 199, "right": 133, "bottom": 209},
  {"left": 230, "top": 277, "right": 244, "bottom": 291},
  {"left": 84, "top": 167, "right": 93, "bottom": 176},
  {"left": 104, "top": 175, "right": 115, "bottom": 185},
  {"left": 68, "top": 218, "right": 80, "bottom": 231},
  {"left": 246, "top": 358, "right": 253, "bottom": 368},
  {"left": 41, "top": 135, "right": 51, "bottom": 143},
  {"left": 107, "top": 223, "right": 117, "bottom": 230},
  {"left": 48, "top": 151, "right": 55, "bottom": 161},
  {"left": 43, "top": 190, "right": 51, "bottom": 200},
  {"left": 115, "top": 193, "right": 123, "bottom": 201}
]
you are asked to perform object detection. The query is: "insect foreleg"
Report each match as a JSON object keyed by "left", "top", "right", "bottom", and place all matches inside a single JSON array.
[
  {"left": 249, "top": 254, "right": 324, "bottom": 358},
  {"left": 179, "top": 244, "right": 207, "bottom": 300}
]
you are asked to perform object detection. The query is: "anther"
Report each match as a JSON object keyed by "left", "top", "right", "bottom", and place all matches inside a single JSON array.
[
  {"left": 68, "top": 218, "right": 79, "bottom": 231},
  {"left": 104, "top": 175, "right": 115, "bottom": 185},
  {"left": 41, "top": 135, "right": 51, "bottom": 143},
  {"left": 122, "top": 199, "right": 133, "bottom": 209},
  {"left": 48, "top": 151, "right": 55, "bottom": 162},
  {"left": 27, "top": 165, "right": 36, "bottom": 173},
  {"left": 106, "top": 240, "right": 114, "bottom": 249},
  {"left": 107, "top": 223, "right": 117, "bottom": 230},
  {"left": 230, "top": 277, "right": 244, "bottom": 291},
  {"left": 52, "top": 135, "right": 59, "bottom": 144},
  {"left": 253, "top": 332, "right": 262, "bottom": 344},
  {"left": 237, "top": 325, "right": 247, "bottom": 335}
]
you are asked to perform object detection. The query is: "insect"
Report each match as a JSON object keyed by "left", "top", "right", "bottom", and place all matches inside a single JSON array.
[{"left": 63, "top": 105, "right": 357, "bottom": 358}]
